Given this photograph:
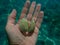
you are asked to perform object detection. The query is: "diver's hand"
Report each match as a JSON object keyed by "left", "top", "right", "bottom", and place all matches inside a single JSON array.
[{"left": 6, "top": 1, "right": 44, "bottom": 45}]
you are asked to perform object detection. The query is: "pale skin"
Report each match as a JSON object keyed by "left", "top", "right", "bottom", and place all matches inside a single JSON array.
[{"left": 6, "top": 1, "right": 44, "bottom": 45}]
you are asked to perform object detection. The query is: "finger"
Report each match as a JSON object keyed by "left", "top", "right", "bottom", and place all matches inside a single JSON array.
[
  {"left": 27, "top": 1, "right": 36, "bottom": 21},
  {"left": 28, "top": 11, "right": 43, "bottom": 37},
  {"left": 20, "top": 1, "right": 30, "bottom": 19},
  {"left": 32, "top": 4, "right": 41, "bottom": 22},
  {"left": 17, "top": 1, "right": 30, "bottom": 25},
  {"left": 31, "top": 27, "right": 39, "bottom": 41},
  {"left": 36, "top": 11, "right": 44, "bottom": 28},
  {"left": 8, "top": 9, "right": 16, "bottom": 24},
  {"left": 33, "top": 27, "right": 39, "bottom": 36}
]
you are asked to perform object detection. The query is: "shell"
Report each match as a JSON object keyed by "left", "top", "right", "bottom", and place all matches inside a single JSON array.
[{"left": 19, "top": 18, "right": 35, "bottom": 32}]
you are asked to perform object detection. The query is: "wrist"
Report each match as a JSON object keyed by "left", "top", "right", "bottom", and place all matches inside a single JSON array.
[
  {"left": 10, "top": 43, "right": 24, "bottom": 45},
  {"left": 25, "top": 42, "right": 35, "bottom": 45},
  {"left": 10, "top": 44, "right": 19, "bottom": 45},
  {"left": 10, "top": 41, "right": 25, "bottom": 45},
  {"left": 10, "top": 43, "right": 19, "bottom": 45}
]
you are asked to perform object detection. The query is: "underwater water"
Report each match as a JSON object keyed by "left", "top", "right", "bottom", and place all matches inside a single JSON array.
[{"left": 0, "top": 0, "right": 60, "bottom": 45}]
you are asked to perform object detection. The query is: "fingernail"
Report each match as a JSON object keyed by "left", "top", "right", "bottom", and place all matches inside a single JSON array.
[
  {"left": 11, "top": 9, "right": 16, "bottom": 13},
  {"left": 40, "top": 11, "right": 44, "bottom": 14},
  {"left": 32, "top": 1, "right": 36, "bottom": 6},
  {"left": 37, "top": 4, "right": 41, "bottom": 6},
  {"left": 37, "top": 4, "right": 41, "bottom": 9},
  {"left": 26, "top": 0, "right": 30, "bottom": 3},
  {"left": 13, "top": 9, "right": 16, "bottom": 11},
  {"left": 40, "top": 11, "right": 44, "bottom": 18},
  {"left": 25, "top": 1, "right": 30, "bottom": 8}
]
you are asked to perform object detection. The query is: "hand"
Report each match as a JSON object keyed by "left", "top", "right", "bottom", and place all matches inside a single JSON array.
[{"left": 6, "top": 1, "right": 44, "bottom": 45}]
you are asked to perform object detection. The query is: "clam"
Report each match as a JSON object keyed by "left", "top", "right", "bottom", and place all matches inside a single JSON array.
[{"left": 19, "top": 18, "right": 35, "bottom": 32}]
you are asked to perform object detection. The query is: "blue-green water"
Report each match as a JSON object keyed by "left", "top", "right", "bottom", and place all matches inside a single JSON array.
[{"left": 0, "top": 0, "right": 60, "bottom": 45}]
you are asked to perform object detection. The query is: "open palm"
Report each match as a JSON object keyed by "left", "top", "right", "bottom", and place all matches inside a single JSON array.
[{"left": 6, "top": 1, "right": 44, "bottom": 45}]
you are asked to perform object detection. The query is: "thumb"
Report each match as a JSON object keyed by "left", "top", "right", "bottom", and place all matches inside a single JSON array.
[{"left": 8, "top": 9, "right": 16, "bottom": 24}]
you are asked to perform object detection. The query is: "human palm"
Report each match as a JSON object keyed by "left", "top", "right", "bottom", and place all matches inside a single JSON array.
[{"left": 6, "top": 1, "right": 44, "bottom": 45}]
